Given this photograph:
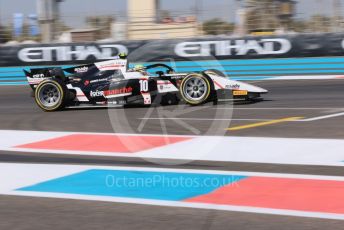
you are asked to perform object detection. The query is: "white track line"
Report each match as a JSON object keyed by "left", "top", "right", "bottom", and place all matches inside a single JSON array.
[
  {"left": 216, "top": 107, "right": 344, "bottom": 110},
  {"left": 138, "top": 116, "right": 340, "bottom": 122},
  {"left": 302, "top": 112, "right": 344, "bottom": 121},
  {"left": 267, "top": 75, "right": 344, "bottom": 80},
  {"left": 138, "top": 136, "right": 344, "bottom": 166},
  {"left": 139, "top": 118, "right": 271, "bottom": 121},
  {"left": 140, "top": 111, "right": 344, "bottom": 123},
  {"left": 2, "top": 130, "right": 344, "bottom": 166}
]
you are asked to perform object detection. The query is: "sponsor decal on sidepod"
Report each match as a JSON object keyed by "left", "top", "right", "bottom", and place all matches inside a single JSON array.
[
  {"left": 225, "top": 84, "right": 240, "bottom": 90},
  {"left": 74, "top": 66, "right": 88, "bottom": 73},
  {"left": 90, "top": 87, "right": 133, "bottom": 98}
]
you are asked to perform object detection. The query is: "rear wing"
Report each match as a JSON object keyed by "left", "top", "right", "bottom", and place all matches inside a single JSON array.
[{"left": 24, "top": 67, "right": 66, "bottom": 89}]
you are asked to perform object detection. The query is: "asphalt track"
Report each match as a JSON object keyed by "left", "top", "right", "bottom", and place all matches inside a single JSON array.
[
  {"left": 1, "top": 80, "right": 344, "bottom": 230},
  {"left": 1, "top": 80, "right": 344, "bottom": 138}
]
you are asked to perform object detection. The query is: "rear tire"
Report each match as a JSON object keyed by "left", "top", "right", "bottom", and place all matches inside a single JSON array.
[
  {"left": 180, "top": 73, "right": 212, "bottom": 105},
  {"left": 34, "top": 79, "right": 68, "bottom": 111}
]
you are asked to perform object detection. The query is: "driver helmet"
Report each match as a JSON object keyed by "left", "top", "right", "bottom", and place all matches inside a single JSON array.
[
  {"left": 118, "top": 52, "right": 127, "bottom": 59},
  {"left": 133, "top": 64, "right": 145, "bottom": 71}
]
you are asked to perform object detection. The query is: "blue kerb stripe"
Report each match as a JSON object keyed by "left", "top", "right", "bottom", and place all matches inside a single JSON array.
[
  {"left": 0, "top": 81, "right": 29, "bottom": 86},
  {"left": 0, "top": 73, "right": 26, "bottom": 77},
  {"left": 2, "top": 56, "right": 344, "bottom": 73},
  {"left": 0, "top": 77, "right": 26, "bottom": 81},
  {"left": 2, "top": 58, "right": 344, "bottom": 73},
  {"left": 2, "top": 56, "right": 344, "bottom": 72},
  {"left": 147, "top": 57, "right": 344, "bottom": 66},
  {"left": 224, "top": 70, "right": 344, "bottom": 75},
  {"left": 17, "top": 169, "right": 247, "bottom": 201},
  {"left": 139, "top": 66, "right": 344, "bottom": 74},
  {"left": 0, "top": 65, "right": 73, "bottom": 72},
  {"left": 2, "top": 56, "right": 344, "bottom": 85},
  {"left": 171, "top": 64, "right": 344, "bottom": 71},
  {"left": 2, "top": 69, "right": 344, "bottom": 79},
  {"left": 231, "top": 76, "right": 275, "bottom": 80}
]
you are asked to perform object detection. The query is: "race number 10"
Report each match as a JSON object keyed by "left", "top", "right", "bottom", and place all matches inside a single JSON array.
[{"left": 139, "top": 80, "right": 149, "bottom": 92}]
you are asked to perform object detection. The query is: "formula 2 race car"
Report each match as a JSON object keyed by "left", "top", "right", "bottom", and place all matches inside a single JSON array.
[{"left": 24, "top": 57, "right": 268, "bottom": 111}]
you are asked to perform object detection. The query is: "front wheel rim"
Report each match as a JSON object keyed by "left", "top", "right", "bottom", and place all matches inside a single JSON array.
[{"left": 183, "top": 77, "right": 208, "bottom": 101}]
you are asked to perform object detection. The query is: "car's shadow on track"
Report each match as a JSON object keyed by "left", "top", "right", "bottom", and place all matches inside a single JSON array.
[
  {"left": 235, "top": 99, "right": 273, "bottom": 105},
  {"left": 63, "top": 104, "right": 153, "bottom": 112},
  {"left": 62, "top": 99, "right": 273, "bottom": 112}
]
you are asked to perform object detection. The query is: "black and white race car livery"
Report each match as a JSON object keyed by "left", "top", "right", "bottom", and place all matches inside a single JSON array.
[{"left": 24, "top": 57, "right": 268, "bottom": 111}]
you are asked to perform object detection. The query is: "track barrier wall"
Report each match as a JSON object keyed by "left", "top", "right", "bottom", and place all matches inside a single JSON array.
[{"left": 1, "top": 33, "right": 344, "bottom": 85}]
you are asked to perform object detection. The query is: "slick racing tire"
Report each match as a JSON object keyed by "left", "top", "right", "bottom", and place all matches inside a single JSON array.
[
  {"left": 34, "top": 79, "right": 68, "bottom": 112},
  {"left": 180, "top": 73, "right": 212, "bottom": 105}
]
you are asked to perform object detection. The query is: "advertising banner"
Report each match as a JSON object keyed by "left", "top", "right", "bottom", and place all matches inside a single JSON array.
[{"left": 1, "top": 34, "right": 344, "bottom": 67}]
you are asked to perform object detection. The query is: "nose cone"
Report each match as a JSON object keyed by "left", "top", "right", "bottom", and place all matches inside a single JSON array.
[
  {"left": 236, "top": 81, "right": 268, "bottom": 94},
  {"left": 256, "top": 86, "right": 268, "bottom": 94}
]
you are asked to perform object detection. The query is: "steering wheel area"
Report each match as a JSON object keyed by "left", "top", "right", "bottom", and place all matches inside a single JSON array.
[{"left": 145, "top": 63, "right": 175, "bottom": 76}]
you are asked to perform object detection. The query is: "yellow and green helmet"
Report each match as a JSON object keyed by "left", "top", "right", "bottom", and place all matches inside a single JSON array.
[
  {"left": 118, "top": 52, "right": 127, "bottom": 59},
  {"left": 134, "top": 64, "right": 145, "bottom": 70}
]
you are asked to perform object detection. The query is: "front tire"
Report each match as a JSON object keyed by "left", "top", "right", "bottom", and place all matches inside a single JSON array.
[
  {"left": 34, "top": 79, "right": 68, "bottom": 111},
  {"left": 180, "top": 73, "right": 212, "bottom": 105}
]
